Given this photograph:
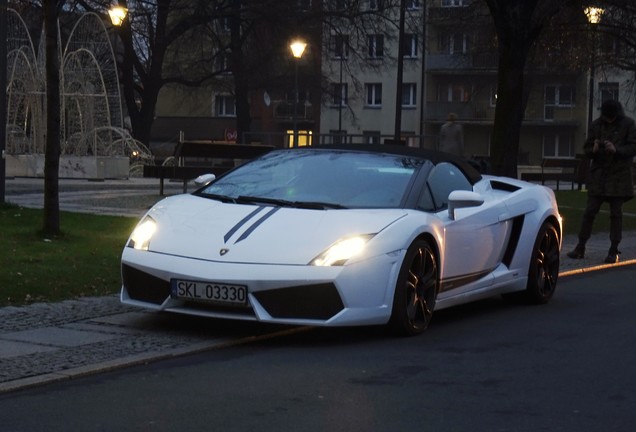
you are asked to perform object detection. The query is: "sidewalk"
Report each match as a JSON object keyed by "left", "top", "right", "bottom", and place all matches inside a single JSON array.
[{"left": 1, "top": 176, "right": 635, "bottom": 394}]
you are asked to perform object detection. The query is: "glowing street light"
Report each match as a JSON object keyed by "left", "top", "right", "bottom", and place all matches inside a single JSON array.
[{"left": 108, "top": 5, "right": 128, "bottom": 26}]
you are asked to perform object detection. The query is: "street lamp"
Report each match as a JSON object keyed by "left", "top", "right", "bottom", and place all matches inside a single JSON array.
[
  {"left": 584, "top": 6, "right": 604, "bottom": 130},
  {"left": 290, "top": 39, "right": 306, "bottom": 147},
  {"left": 108, "top": 6, "right": 128, "bottom": 26}
]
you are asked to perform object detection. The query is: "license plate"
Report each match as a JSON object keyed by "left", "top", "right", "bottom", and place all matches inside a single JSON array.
[{"left": 171, "top": 279, "right": 248, "bottom": 306}]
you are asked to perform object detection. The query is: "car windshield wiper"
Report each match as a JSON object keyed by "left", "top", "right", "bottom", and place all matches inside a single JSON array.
[
  {"left": 199, "top": 193, "right": 237, "bottom": 203},
  {"left": 237, "top": 195, "right": 346, "bottom": 210}
]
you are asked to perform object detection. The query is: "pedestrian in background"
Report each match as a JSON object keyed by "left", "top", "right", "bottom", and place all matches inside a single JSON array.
[
  {"left": 439, "top": 112, "right": 464, "bottom": 157},
  {"left": 567, "top": 99, "right": 636, "bottom": 263}
]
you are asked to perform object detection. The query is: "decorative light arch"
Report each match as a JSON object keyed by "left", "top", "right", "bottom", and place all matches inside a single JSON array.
[{"left": 4, "top": 8, "right": 152, "bottom": 175}]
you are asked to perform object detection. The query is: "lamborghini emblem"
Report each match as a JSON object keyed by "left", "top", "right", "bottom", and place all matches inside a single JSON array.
[{"left": 219, "top": 248, "right": 229, "bottom": 256}]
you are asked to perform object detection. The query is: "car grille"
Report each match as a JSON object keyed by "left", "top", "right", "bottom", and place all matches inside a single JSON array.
[
  {"left": 252, "top": 283, "right": 344, "bottom": 320},
  {"left": 122, "top": 264, "right": 171, "bottom": 305}
]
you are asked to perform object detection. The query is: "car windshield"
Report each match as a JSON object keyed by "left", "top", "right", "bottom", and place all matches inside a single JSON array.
[{"left": 198, "top": 148, "right": 424, "bottom": 208}]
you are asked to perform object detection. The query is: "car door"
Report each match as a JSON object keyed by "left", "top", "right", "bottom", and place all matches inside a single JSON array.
[{"left": 422, "top": 163, "right": 510, "bottom": 294}]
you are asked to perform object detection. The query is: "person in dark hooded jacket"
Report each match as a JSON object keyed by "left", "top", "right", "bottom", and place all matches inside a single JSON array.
[{"left": 567, "top": 99, "right": 636, "bottom": 263}]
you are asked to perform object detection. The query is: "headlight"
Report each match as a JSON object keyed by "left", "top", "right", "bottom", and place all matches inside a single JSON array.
[
  {"left": 311, "top": 234, "right": 374, "bottom": 266},
  {"left": 127, "top": 217, "right": 157, "bottom": 251}
]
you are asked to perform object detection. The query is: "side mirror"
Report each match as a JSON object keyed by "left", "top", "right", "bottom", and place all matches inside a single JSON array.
[
  {"left": 194, "top": 173, "right": 216, "bottom": 187},
  {"left": 448, "top": 190, "right": 484, "bottom": 220}
]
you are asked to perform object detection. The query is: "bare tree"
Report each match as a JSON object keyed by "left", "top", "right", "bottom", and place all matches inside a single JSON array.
[
  {"left": 483, "top": 0, "right": 573, "bottom": 177},
  {"left": 43, "top": 0, "right": 65, "bottom": 235}
]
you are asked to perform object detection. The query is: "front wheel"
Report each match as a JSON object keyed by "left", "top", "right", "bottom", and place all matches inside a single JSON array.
[
  {"left": 523, "top": 222, "right": 560, "bottom": 304},
  {"left": 389, "top": 239, "right": 439, "bottom": 336}
]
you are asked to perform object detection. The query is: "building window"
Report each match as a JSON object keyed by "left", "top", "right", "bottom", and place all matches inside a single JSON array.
[
  {"left": 215, "top": 52, "right": 231, "bottom": 74},
  {"left": 403, "top": 34, "right": 418, "bottom": 58},
  {"left": 543, "top": 134, "right": 574, "bottom": 158},
  {"left": 365, "top": 83, "right": 382, "bottom": 107},
  {"left": 406, "top": 0, "right": 420, "bottom": 9},
  {"left": 440, "top": 83, "right": 471, "bottom": 102},
  {"left": 545, "top": 85, "right": 576, "bottom": 107},
  {"left": 332, "top": 83, "right": 348, "bottom": 106},
  {"left": 368, "top": 34, "right": 384, "bottom": 58},
  {"left": 439, "top": 33, "right": 469, "bottom": 55},
  {"left": 331, "top": 34, "right": 349, "bottom": 59},
  {"left": 363, "top": 131, "right": 381, "bottom": 144},
  {"left": 402, "top": 83, "right": 416, "bottom": 107},
  {"left": 442, "top": 0, "right": 466, "bottom": 6},
  {"left": 599, "top": 82, "right": 619, "bottom": 106},
  {"left": 215, "top": 94, "right": 236, "bottom": 117}
]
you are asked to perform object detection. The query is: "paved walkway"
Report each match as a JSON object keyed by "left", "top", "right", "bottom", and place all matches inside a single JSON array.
[{"left": 1, "top": 176, "right": 635, "bottom": 394}]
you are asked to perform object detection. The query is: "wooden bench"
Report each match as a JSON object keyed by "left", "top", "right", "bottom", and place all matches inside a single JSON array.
[
  {"left": 144, "top": 141, "right": 275, "bottom": 195},
  {"left": 520, "top": 155, "right": 588, "bottom": 191}
]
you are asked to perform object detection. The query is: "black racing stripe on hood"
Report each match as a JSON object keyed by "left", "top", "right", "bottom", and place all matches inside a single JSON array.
[
  {"left": 235, "top": 207, "right": 281, "bottom": 243},
  {"left": 224, "top": 206, "right": 266, "bottom": 243}
]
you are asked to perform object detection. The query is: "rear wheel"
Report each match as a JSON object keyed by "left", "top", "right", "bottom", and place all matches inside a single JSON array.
[
  {"left": 389, "top": 239, "right": 439, "bottom": 336},
  {"left": 525, "top": 222, "right": 560, "bottom": 304}
]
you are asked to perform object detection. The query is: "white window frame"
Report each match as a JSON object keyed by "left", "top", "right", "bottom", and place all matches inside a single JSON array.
[
  {"left": 332, "top": 83, "right": 348, "bottom": 106},
  {"left": 365, "top": 83, "right": 382, "bottom": 107},
  {"left": 402, "top": 83, "right": 417, "bottom": 107},
  {"left": 368, "top": 34, "right": 384, "bottom": 59},
  {"left": 442, "top": 83, "right": 471, "bottom": 102},
  {"left": 543, "top": 134, "right": 575, "bottom": 158},
  {"left": 404, "top": 34, "right": 418, "bottom": 58},
  {"left": 215, "top": 94, "right": 236, "bottom": 117},
  {"left": 406, "top": 0, "right": 420, "bottom": 10},
  {"left": 363, "top": 131, "right": 381, "bottom": 144},
  {"left": 332, "top": 34, "right": 349, "bottom": 59},
  {"left": 442, "top": 0, "right": 465, "bottom": 6},
  {"left": 545, "top": 85, "right": 576, "bottom": 107}
]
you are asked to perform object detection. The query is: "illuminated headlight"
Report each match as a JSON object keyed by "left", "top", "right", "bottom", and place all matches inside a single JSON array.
[
  {"left": 311, "top": 234, "right": 374, "bottom": 266},
  {"left": 127, "top": 217, "right": 157, "bottom": 251}
]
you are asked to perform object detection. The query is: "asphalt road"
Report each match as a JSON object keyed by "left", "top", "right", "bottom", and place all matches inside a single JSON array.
[{"left": 1, "top": 265, "right": 635, "bottom": 432}]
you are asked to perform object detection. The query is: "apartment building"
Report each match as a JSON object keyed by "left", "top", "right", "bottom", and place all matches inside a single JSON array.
[
  {"left": 151, "top": 0, "right": 631, "bottom": 168},
  {"left": 319, "top": 0, "right": 623, "bottom": 167}
]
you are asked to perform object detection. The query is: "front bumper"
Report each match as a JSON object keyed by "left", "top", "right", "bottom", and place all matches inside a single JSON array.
[{"left": 120, "top": 248, "right": 403, "bottom": 327}]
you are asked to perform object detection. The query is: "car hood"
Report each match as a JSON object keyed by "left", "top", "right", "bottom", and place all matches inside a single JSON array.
[{"left": 144, "top": 194, "right": 407, "bottom": 265}]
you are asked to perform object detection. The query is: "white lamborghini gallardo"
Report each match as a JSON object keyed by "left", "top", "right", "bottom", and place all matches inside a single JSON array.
[{"left": 121, "top": 145, "right": 562, "bottom": 335}]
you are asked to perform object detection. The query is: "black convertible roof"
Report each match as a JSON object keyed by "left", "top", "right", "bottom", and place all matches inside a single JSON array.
[{"left": 289, "top": 144, "right": 483, "bottom": 185}]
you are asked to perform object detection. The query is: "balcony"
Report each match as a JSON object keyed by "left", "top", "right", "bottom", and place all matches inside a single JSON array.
[
  {"left": 425, "top": 102, "right": 579, "bottom": 125},
  {"left": 427, "top": 53, "right": 497, "bottom": 71},
  {"left": 273, "top": 100, "right": 314, "bottom": 120}
]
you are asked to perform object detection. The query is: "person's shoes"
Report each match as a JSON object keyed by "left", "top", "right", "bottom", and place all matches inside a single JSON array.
[
  {"left": 566, "top": 246, "right": 585, "bottom": 259},
  {"left": 604, "top": 250, "right": 620, "bottom": 264}
]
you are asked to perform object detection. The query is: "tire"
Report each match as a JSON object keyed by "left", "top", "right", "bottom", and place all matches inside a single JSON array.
[
  {"left": 524, "top": 222, "right": 560, "bottom": 304},
  {"left": 389, "top": 239, "right": 439, "bottom": 336}
]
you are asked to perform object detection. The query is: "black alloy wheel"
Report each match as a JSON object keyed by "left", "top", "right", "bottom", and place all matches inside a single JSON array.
[
  {"left": 390, "top": 238, "right": 439, "bottom": 336},
  {"left": 525, "top": 221, "right": 560, "bottom": 304}
]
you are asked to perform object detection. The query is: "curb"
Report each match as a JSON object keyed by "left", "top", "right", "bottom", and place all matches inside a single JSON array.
[{"left": 0, "top": 326, "right": 310, "bottom": 395}]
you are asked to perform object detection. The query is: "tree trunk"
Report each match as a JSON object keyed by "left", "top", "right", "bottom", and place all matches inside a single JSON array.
[
  {"left": 43, "top": 0, "right": 60, "bottom": 235},
  {"left": 490, "top": 45, "right": 528, "bottom": 178},
  {"left": 230, "top": 0, "right": 251, "bottom": 142}
]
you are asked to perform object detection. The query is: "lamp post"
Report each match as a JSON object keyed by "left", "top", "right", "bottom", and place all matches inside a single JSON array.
[
  {"left": 290, "top": 40, "right": 306, "bottom": 147},
  {"left": 1, "top": 0, "right": 7, "bottom": 203},
  {"left": 584, "top": 6, "right": 603, "bottom": 130}
]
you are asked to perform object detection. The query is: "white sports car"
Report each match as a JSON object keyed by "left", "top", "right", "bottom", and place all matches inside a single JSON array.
[{"left": 121, "top": 145, "right": 562, "bottom": 335}]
